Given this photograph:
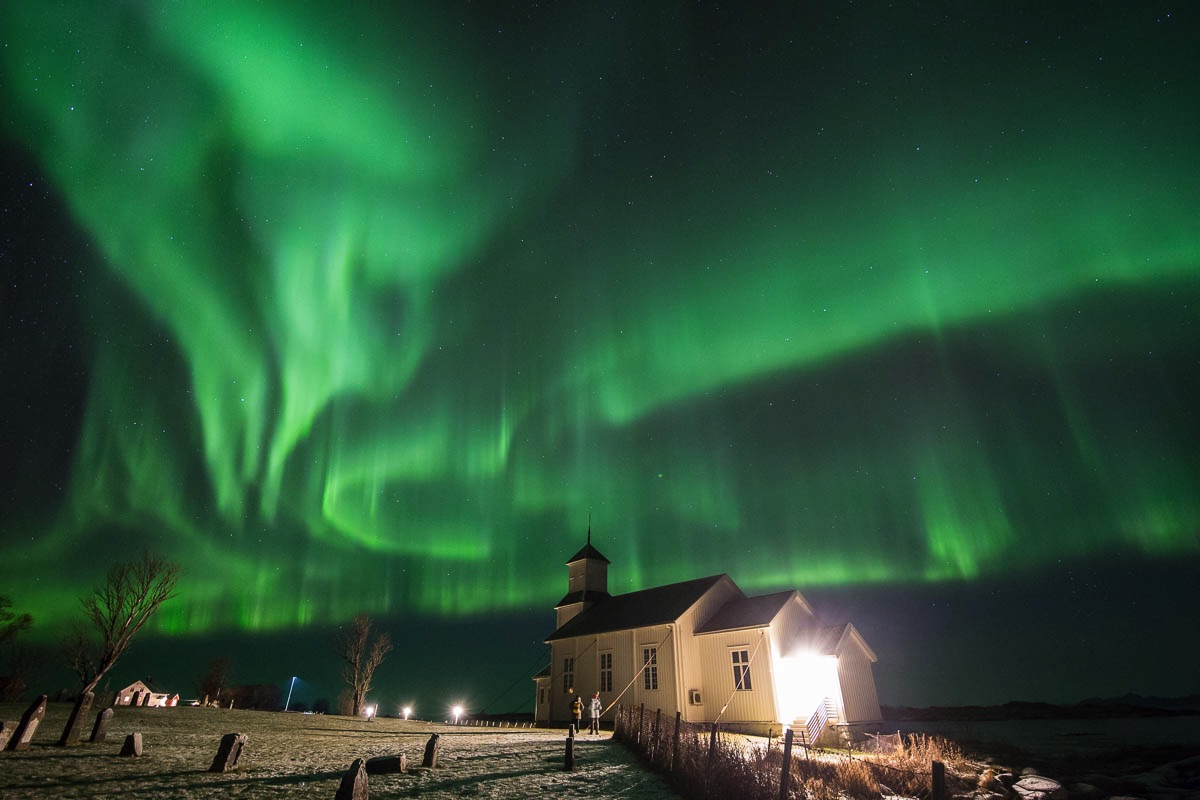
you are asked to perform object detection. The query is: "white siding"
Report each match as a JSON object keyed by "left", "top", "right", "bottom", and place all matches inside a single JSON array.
[
  {"left": 534, "top": 675, "right": 552, "bottom": 723},
  {"left": 695, "top": 628, "right": 778, "bottom": 724},
  {"left": 835, "top": 634, "right": 882, "bottom": 722},
  {"left": 547, "top": 641, "right": 580, "bottom": 723},
  {"left": 769, "top": 593, "right": 818, "bottom": 656}
]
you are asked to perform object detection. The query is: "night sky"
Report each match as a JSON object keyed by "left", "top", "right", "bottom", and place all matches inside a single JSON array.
[{"left": 2, "top": 2, "right": 1197, "bottom": 714}]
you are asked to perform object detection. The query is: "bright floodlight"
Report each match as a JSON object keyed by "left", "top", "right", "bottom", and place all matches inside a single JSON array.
[
  {"left": 402, "top": 706, "right": 412, "bottom": 720},
  {"left": 283, "top": 675, "right": 297, "bottom": 712},
  {"left": 452, "top": 705, "right": 464, "bottom": 724}
]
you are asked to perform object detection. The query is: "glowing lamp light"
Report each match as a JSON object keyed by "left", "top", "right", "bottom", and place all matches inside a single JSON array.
[
  {"left": 452, "top": 705, "right": 464, "bottom": 724},
  {"left": 775, "top": 651, "right": 840, "bottom": 727},
  {"left": 284, "top": 676, "right": 297, "bottom": 712},
  {"left": 402, "top": 706, "right": 412, "bottom": 720},
  {"left": 364, "top": 704, "right": 377, "bottom": 721}
]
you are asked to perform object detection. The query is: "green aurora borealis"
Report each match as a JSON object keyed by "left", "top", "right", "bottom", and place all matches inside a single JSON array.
[{"left": 2, "top": 2, "right": 1198, "bottom": 704}]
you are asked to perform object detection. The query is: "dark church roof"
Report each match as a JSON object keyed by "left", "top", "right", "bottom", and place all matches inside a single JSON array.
[
  {"left": 554, "top": 589, "right": 613, "bottom": 608},
  {"left": 546, "top": 574, "right": 731, "bottom": 641},
  {"left": 566, "top": 542, "right": 610, "bottom": 564},
  {"left": 693, "top": 590, "right": 796, "bottom": 634}
]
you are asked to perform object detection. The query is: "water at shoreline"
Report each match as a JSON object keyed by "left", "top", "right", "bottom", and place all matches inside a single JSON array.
[{"left": 881, "top": 715, "right": 1200, "bottom": 759}]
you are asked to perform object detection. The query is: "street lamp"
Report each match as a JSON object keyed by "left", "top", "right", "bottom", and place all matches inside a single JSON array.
[
  {"left": 402, "top": 706, "right": 412, "bottom": 720},
  {"left": 284, "top": 676, "right": 297, "bottom": 712},
  {"left": 452, "top": 705, "right": 463, "bottom": 725}
]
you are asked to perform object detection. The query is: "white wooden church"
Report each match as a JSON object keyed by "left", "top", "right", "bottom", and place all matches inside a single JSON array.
[{"left": 534, "top": 534, "right": 882, "bottom": 740}]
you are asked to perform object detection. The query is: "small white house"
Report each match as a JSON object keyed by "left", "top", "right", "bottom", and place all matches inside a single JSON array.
[
  {"left": 534, "top": 535, "right": 882, "bottom": 741},
  {"left": 115, "top": 679, "right": 177, "bottom": 707}
]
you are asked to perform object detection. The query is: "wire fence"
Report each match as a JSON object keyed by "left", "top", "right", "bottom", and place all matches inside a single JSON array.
[{"left": 612, "top": 704, "right": 976, "bottom": 800}]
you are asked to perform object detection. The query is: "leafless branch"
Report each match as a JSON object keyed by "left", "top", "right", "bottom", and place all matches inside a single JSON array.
[
  {"left": 336, "top": 614, "right": 393, "bottom": 717},
  {"left": 68, "top": 551, "right": 181, "bottom": 694}
]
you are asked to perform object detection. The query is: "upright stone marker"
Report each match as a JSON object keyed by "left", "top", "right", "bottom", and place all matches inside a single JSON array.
[
  {"left": 90, "top": 708, "right": 114, "bottom": 744},
  {"left": 422, "top": 733, "right": 440, "bottom": 768},
  {"left": 119, "top": 732, "right": 143, "bottom": 757},
  {"left": 208, "top": 732, "right": 247, "bottom": 772},
  {"left": 7, "top": 694, "right": 47, "bottom": 751},
  {"left": 365, "top": 754, "right": 406, "bottom": 775},
  {"left": 0, "top": 720, "right": 16, "bottom": 750},
  {"left": 58, "top": 691, "right": 95, "bottom": 746},
  {"left": 335, "top": 758, "right": 370, "bottom": 800}
]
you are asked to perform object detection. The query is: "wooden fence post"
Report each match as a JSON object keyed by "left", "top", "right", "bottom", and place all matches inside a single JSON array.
[
  {"left": 650, "top": 708, "right": 662, "bottom": 763},
  {"left": 778, "top": 728, "right": 794, "bottom": 800},
  {"left": 564, "top": 735, "right": 575, "bottom": 771},
  {"left": 932, "top": 760, "right": 945, "bottom": 800},
  {"left": 638, "top": 703, "right": 645, "bottom": 746},
  {"left": 707, "top": 722, "right": 718, "bottom": 771},
  {"left": 671, "top": 711, "right": 682, "bottom": 772}
]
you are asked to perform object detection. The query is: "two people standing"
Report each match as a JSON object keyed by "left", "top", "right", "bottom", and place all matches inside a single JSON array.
[{"left": 571, "top": 691, "right": 604, "bottom": 735}]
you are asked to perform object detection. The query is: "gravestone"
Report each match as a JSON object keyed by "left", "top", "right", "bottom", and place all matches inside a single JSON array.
[
  {"left": 335, "top": 758, "right": 370, "bottom": 800},
  {"left": 365, "top": 754, "right": 406, "bottom": 775},
  {"left": 58, "top": 691, "right": 95, "bottom": 746},
  {"left": 422, "top": 733, "right": 440, "bottom": 768},
  {"left": 208, "top": 732, "right": 247, "bottom": 772},
  {"left": 90, "top": 708, "right": 114, "bottom": 743},
  {"left": 119, "top": 732, "right": 143, "bottom": 757},
  {"left": 0, "top": 720, "right": 15, "bottom": 750},
  {"left": 7, "top": 694, "right": 47, "bottom": 751}
]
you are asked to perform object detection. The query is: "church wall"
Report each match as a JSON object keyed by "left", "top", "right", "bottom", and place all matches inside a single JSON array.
[
  {"left": 769, "top": 593, "right": 818, "bottom": 655},
  {"left": 835, "top": 634, "right": 882, "bottom": 723},
  {"left": 694, "top": 628, "right": 778, "bottom": 727},
  {"left": 674, "top": 579, "right": 742, "bottom": 722},
  {"left": 622, "top": 623, "right": 678, "bottom": 719}
]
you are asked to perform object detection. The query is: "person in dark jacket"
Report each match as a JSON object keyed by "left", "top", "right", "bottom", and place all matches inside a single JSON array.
[{"left": 570, "top": 693, "right": 583, "bottom": 732}]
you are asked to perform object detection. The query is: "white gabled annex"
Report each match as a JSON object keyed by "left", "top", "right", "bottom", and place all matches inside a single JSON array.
[
  {"left": 534, "top": 532, "right": 882, "bottom": 740},
  {"left": 115, "top": 678, "right": 179, "bottom": 708}
]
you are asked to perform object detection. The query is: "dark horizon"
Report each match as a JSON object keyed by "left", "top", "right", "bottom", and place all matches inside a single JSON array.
[{"left": 13, "top": 549, "right": 1199, "bottom": 714}]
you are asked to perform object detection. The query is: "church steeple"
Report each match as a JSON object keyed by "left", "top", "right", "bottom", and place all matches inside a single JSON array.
[{"left": 554, "top": 520, "right": 611, "bottom": 627}]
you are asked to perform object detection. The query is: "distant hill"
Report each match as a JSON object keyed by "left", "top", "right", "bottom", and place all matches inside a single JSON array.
[
  {"left": 882, "top": 695, "right": 1200, "bottom": 722},
  {"left": 1076, "top": 693, "right": 1200, "bottom": 713}
]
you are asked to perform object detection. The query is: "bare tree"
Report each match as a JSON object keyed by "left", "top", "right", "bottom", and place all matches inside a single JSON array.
[
  {"left": 197, "top": 657, "right": 231, "bottom": 704},
  {"left": 0, "top": 595, "right": 33, "bottom": 644},
  {"left": 337, "top": 614, "right": 392, "bottom": 717},
  {"left": 67, "top": 551, "right": 181, "bottom": 694},
  {"left": 1, "top": 595, "right": 36, "bottom": 701}
]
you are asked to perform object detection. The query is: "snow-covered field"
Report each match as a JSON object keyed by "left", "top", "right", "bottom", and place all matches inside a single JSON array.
[{"left": 0, "top": 703, "right": 678, "bottom": 799}]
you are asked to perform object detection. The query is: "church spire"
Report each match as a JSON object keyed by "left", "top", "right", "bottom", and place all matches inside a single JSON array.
[{"left": 557, "top": 517, "right": 611, "bottom": 625}]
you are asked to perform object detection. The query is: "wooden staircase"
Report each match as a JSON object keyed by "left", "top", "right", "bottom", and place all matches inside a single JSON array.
[{"left": 789, "top": 697, "right": 838, "bottom": 747}]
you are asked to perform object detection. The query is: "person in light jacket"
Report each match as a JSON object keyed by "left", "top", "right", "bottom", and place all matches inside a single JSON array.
[{"left": 589, "top": 692, "right": 603, "bottom": 735}]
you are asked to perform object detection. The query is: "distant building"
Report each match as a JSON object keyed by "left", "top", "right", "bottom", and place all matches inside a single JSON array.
[
  {"left": 534, "top": 533, "right": 882, "bottom": 740},
  {"left": 115, "top": 679, "right": 178, "bottom": 708}
]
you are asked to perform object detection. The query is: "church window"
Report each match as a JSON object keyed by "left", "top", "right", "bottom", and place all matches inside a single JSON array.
[
  {"left": 599, "top": 651, "right": 613, "bottom": 692},
  {"left": 732, "top": 649, "right": 752, "bottom": 690},
  {"left": 642, "top": 647, "right": 658, "bottom": 690},
  {"left": 563, "top": 656, "right": 575, "bottom": 693}
]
